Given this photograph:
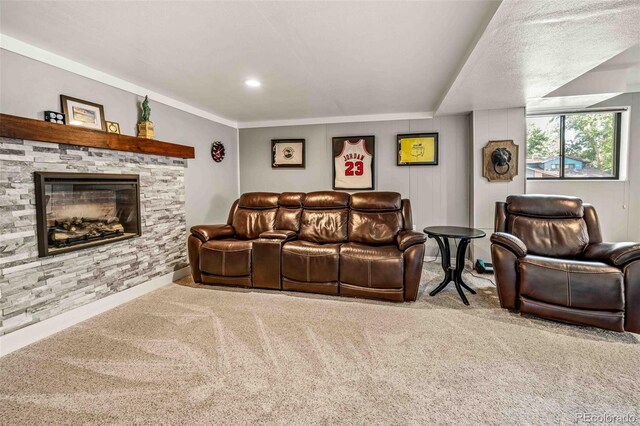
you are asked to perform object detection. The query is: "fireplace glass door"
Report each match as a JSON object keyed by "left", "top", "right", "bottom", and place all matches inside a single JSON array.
[{"left": 35, "top": 172, "right": 141, "bottom": 257}]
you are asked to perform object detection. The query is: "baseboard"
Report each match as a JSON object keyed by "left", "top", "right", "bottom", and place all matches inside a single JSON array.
[{"left": 0, "top": 266, "right": 190, "bottom": 357}]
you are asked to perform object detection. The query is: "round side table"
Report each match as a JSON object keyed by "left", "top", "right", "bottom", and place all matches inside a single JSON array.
[{"left": 423, "top": 226, "right": 486, "bottom": 305}]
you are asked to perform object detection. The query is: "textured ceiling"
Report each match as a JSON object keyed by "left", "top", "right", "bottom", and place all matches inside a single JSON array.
[
  {"left": 527, "top": 43, "right": 640, "bottom": 112},
  {"left": 436, "top": 0, "right": 640, "bottom": 115},
  {"left": 547, "top": 43, "right": 640, "bottom": 98},
  {"left": 1, "top": 1, "right": 638, "bottom": 123},
  {"left": 0, "top": 0, "right": 499, "bottom": 123}
]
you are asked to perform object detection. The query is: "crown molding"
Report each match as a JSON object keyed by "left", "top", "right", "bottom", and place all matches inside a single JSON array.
[
  {"left": 0, "top": 34, "right": 238, "bottom": 129},
  {"left": 237, "top": 111, "right": 434, "bottom": 129}
]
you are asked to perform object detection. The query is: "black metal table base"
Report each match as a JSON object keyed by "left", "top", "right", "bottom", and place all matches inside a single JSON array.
[{"left": 428, "top": 236, "right": 476, "bottom": 305}]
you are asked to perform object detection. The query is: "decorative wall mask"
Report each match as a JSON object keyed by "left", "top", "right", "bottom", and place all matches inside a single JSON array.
[
  {"left": 483, "top": 140, "right": 518, "bottom": 182},
  {"left": 491, "top": 147, "right": 512, "bottom": 175}
]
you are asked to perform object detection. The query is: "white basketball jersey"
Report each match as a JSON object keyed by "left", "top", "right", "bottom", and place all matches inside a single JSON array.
[{"left": 334, "top": 139, "right": 372, "bottom": 189}]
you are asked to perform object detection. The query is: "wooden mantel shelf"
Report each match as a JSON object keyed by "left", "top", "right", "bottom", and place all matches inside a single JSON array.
[{"left": 0, "top": 113, "right": 195, "bottom": 159}]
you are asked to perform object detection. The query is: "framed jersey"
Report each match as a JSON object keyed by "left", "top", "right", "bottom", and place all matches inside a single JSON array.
[{"left": 332, "top": 136, "right": 375, "bottom": 190}]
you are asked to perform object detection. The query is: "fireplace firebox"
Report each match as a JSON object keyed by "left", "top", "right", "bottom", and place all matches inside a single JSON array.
[{"left": 34, "top": 172, "right": 141, "bottom": 257}]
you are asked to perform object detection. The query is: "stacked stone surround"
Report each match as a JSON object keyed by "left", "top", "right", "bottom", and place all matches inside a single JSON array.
[{"left": 0, "top": 137, "right": 188, "bottom": 335}]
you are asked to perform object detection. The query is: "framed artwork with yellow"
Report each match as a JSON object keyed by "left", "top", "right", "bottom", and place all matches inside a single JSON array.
[{"left": 397, "top": 133, "right": 438, "bottom": 166}]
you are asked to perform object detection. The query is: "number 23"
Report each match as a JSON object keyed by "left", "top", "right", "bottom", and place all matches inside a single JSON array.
[{"left": 345, "top": 161, "right": 364, "bottom": 176}]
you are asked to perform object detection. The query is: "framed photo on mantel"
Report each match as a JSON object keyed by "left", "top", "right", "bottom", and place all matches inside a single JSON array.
[
  {"left": 272, "top": 139, "right": 305, "bottom": 168},
  {"left": 60, "top": 95, "right": 107, "bottom": 131},
  {"left": 332, "top": 135, "right": 375, "bottom": 190},
  {"left": 397, "top": 132, "right": 439, "bottom": 166}
]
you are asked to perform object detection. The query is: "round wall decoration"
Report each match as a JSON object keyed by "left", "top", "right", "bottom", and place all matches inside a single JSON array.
[{"left": 211, "top": 141, "right": 225, "bottom": 163}]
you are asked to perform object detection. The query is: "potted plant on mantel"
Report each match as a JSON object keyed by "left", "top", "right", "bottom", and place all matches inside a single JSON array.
[{"left": 137, "top": 95, "right": 154, "bottom": 139}]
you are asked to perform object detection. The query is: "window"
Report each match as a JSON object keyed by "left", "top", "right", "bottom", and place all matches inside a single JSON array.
[{"left": 526, "top": 111, "right": 621, "bottom": 180}]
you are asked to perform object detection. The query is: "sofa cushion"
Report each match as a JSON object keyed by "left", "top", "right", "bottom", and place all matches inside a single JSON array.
[
  {"left": 339, "top": 243, "right": 404, "bottom": 289},
  {"left": 200, "top": 239, "right": 252, "bottom": 277},
  {"left": 275, "top": 208, "right": 302, "bottom": 232},
  {"left": 275, "top": 192, "right": 305, "bottom": 231},
  {"left": 298, "top": 209, "right": 348, "bottom": 243},
  {"left": 350, "top": 192, "right": 401, "bottom": 211},
  {"left": 508, "top": 215, "right": 589, "bottom": 258},
  {"left": 278, "top": 192, "right": 305, "bottom": 207},
  {"left": 519, "top": 255, "right": 624, "bottom": 311},
  {"left": 348, "top": 192, "right": 402, "bottom": 244},
  {"left": 282, "top": 240, "right": 340, "bottom": 282},
  {"left": 303, "top": 191, "right": 350, "bottom": 209},
  {"left": 232, "top": 208, "right": 276, "bottom": 239},
  {"left": 238, "top": 192, "right": 279, "bottom": 209},
  {"left": 349, "top": 210, "right": 402, "bottom": 245},
  {"left": 506, "top": 195, "right": 584, "bottom": 218}
]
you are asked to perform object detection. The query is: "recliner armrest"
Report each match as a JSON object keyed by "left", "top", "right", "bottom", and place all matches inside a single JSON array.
[
  {"left": 490, "top": 232, "right": 527, "bottom": 258},
  {"left": 190, "top": 224, "right": 235, "bottom": 242},
  {"left": 584, "top": 242, "right": 640, "bottom": 266},
  {"left": 397, "top": 230, "right": 426, "bottom": 251},
  {"left": 259, "top": 230, "right": 297, "bottom": 241}
]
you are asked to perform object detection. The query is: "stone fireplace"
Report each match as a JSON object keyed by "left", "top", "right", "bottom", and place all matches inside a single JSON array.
[
  {"left": 0, "top": 136, "right": 188, "bottom": 335},
  {"left": 34, "top": 172, "right": 142, "bottom": 257}
]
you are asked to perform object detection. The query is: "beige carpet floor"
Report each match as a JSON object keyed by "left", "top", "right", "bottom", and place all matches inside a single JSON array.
[{"left": 1, "top": 262, "right": 639, "bottom": 425}]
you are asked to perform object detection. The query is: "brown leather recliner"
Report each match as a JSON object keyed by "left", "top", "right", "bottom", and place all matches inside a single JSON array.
[
  {"left": 188, "top": 191, "right": 426, "bottom": 302},
  {"left": 490, "top": 194, "right": 640, "bottom": 333}
]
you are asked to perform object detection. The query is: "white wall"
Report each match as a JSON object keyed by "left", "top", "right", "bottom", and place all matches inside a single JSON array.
[
  {"left": 527, "top": 93, "right": 639, "bottom": 242},
  {"left": 239, "top": 115, "right": 470, "bottom": 256},
  {"left": 470, "top": 108, "right": 527, "bottom": 261},
  {"left": 0, "top": 49, "right": 239, "bottom": 226}
]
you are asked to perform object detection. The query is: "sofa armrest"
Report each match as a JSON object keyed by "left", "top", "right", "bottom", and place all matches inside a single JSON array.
[
  {"left": 259, "top": 230, "right": 297, "bottom": 241},
  {"left": 490, "top": 232, "right": 527, "bottom": 258},
  {"left": 584, "top": 242, "right": 640, "bottom": 266},
  {"left": 397, "top": 230, "right": 426, "bottom": 251},
  {"left": 190, "top": 224, "right": 234, "bottom": 242}
]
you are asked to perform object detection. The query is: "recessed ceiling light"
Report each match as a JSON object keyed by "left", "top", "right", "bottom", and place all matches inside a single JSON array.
[{"left": 245, "top": 79, "right": 261, "bottom": 87}]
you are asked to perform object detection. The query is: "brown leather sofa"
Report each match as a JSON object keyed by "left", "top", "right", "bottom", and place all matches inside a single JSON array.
[
  {"left": 188, "top": 191, "right": 426, "bottom": 302},
  {"left": 490, "top": 194, "right": 640, "bottom": 333}
]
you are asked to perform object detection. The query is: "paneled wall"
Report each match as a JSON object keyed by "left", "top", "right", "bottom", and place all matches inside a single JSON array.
[
  {"left": 0, "top": 49, "right": 239, "bottom": 227},
  {"left": 470, "top": 108, "right": 527, "bottom": 261},
  {"left": 239, "top": 115, "right": 470, "bottom": 256}
]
